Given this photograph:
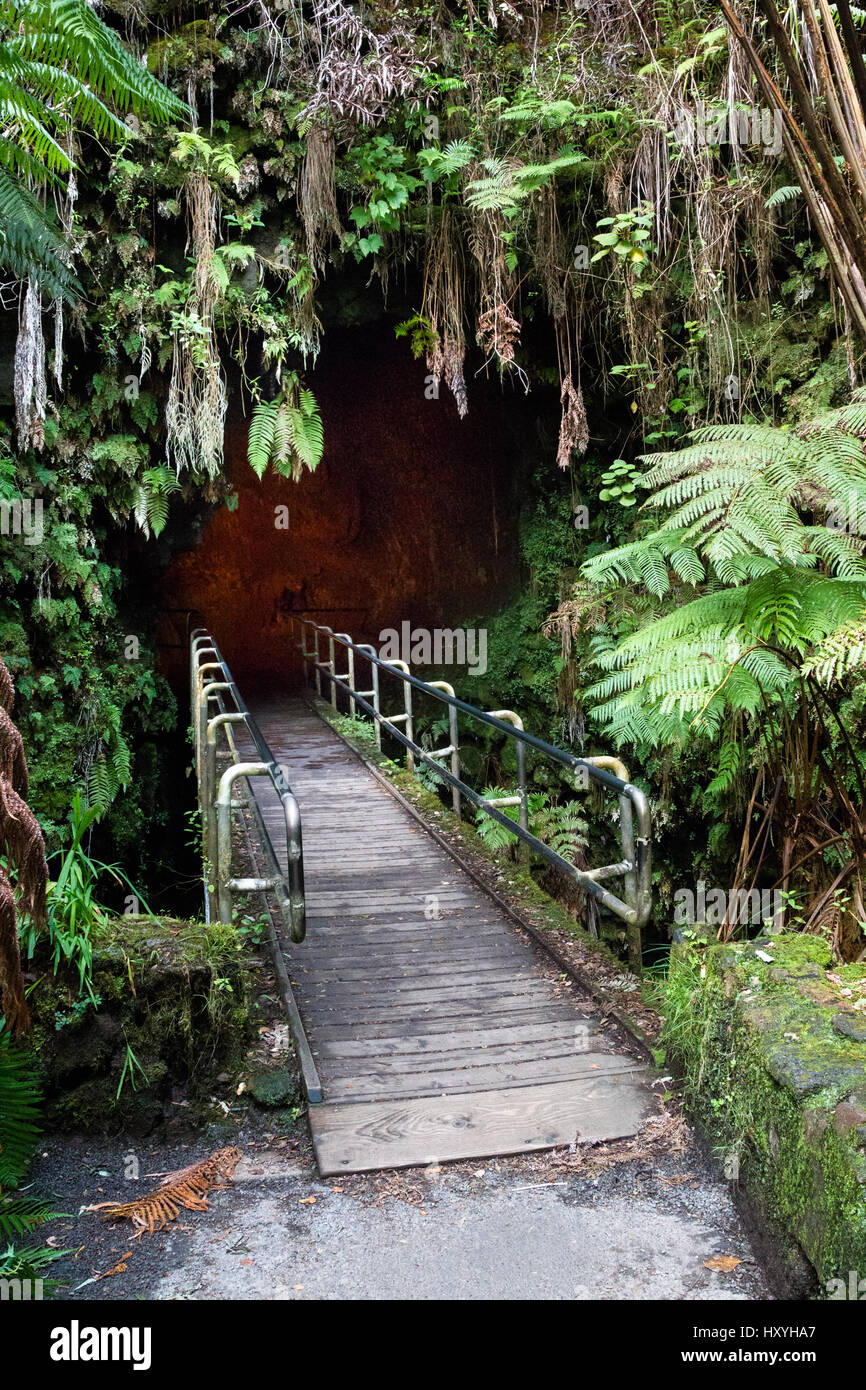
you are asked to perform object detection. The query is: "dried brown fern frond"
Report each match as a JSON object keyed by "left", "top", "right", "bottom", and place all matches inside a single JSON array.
[
  {"left": 301, "top": 0, "right": 424, "bottom": 129},
  {"left": 0, "top": 661, "right": 14, "bottom": 713},
  {"left": 94, "top": 1147, "right": 242, "bottom": 1237},
  {"left": 0, "top": 866, "right": 29, "bottom": 1036},
  {"left": 556, "top": 374, "right": 588, "bottom": 468},
  {"left": 0, "top": 706, "right": 30, "bottom": 797},
  {"left": 0, "top": 785, "right": 47, "bottom": 927},
  {"left": 0, "top": 656, "right": 47, "bottom": 1035}
]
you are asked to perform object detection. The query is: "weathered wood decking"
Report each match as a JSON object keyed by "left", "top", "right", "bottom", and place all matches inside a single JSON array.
[{"left": 244, "top": 697, "right": 654, "bottom": 1175}]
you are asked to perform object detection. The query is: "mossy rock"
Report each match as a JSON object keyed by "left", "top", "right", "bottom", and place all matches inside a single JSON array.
[
  {"left": 26, "top": 915, "right": 251, "bottom": 1134},
  {"left": 250, "top": 1069, "right": 297, "bottom": 1108},
  {"left": 666, "top": 932, "right": 866, "bottom": 1285}
]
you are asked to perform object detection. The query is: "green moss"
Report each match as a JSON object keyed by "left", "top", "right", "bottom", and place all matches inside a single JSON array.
[
  {"left": 665, "top": 935, "right": 866, "bottom": 1283},
  {"left": 250, "top": 1069, "right": 297, "bottom": 1108},
  {"left": 28, "top": 915, "right": 251, "bottom": 1133}
]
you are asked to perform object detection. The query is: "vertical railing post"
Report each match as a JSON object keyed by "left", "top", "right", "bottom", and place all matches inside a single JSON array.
[
  {"left": 205, "top": 711, "right": 247, "bottom": 919},
  {"left": 386, "top": 659, "right": 414, "bottom": 773},
  {"left": 193, "top": 661, "right": 222, "bottom": 797},
  {"left": 485, "top": 711, "right": 529, "bottom": 862},
  {"left": 427, "top": 680, "right": 461, "bottom": 819},
  {"left": 335, "top": 634, "right": 355, "bottom": 716},
  {"left": 300, "top": 620, "right": 313, "bottom": 687},
  {"left": 583, "top": 754, "right": 643, "bottom": 975},
  {"left": 328, "top": 630, "right": 337, "bottom": 709},
  {"left": 216, "top": 762, "right": 267, "bottom": 924},
  {"left": 355, "top": 644, "right": 381, "bottom": 747}
]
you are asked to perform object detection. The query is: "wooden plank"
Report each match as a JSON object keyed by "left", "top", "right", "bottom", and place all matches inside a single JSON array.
[
  {"left": 308, "top": 1072, "right": 655, "bottom": 1174},
  {"left": 323, "top": 1039, "right": 617, "bottom": 1077},
  {"left": 298, "top": 977, "right": 549, "bottom": 1005},
  {"left": 313, "top": 1019, "right": 595, "bottom": 1059},
  {"left": 307, "top": 1004, "right": 580, "bottom": 1042},
  {"left": 301, "top": 996, "right": 578, "bottom": 1028},
  {"left": 325, "top": 1053, "right": 646, "bottom": 1101},
  {"left": 294, "top": 959, "right": 535, "bottom": 983},
  {"left": 244, "top": 695, "right": 655, "bottom": 1177}
]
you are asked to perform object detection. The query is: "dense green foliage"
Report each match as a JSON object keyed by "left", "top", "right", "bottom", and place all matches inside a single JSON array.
[
  {"left": 2, "top": 0, "right": 866, "bottom": 956},
  {"left": 0, "top": 1022, "right": 62, "bottom": 1285}
]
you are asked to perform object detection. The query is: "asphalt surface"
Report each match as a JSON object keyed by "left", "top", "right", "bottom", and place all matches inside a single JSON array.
[{"left": 32, "top": 1119, "right": 770, "bottom": 1301}]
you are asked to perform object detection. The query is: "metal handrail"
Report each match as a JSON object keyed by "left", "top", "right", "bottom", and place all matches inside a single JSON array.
[
  {"left": 190, "top": 627, "right": 305, "bottom": 944},
  {"left": 291, "top": 615, "right": 652, "bottom": 972}
]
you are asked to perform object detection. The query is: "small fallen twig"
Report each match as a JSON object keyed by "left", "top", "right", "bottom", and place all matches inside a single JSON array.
[{"left": 87, "top": 1146, "right": 241, "bottom": 1238}]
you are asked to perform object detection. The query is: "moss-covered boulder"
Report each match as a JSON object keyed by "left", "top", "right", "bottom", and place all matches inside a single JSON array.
[
  {"left": 666, "top": 932, "right": 866, "bottom": 1287},
  {"left": 250, "top": 1068, "right": 297, "bottom": 1108},
  {"left": 26, "top": 916, "right": 249, "bottom": 1135}
]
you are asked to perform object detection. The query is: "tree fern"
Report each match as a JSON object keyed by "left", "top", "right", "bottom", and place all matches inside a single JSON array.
[
  {"left": 0, "top": 1023, "right": 41, "bottom": 1190},
  {"left": 0, "top": 0, "right": 185, "bottom": 293},
  {"left": 580, "top": 401, "right": 866, "bottom": 743},
  {"left": 0, "top": 1022, "right": 64, "bottom": 1286}
]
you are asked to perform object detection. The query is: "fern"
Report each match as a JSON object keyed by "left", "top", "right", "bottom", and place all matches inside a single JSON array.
[
  {"left": 465, "top": 150, "right": 586, "bottom": 212},
  {"left": 0, "top": 1023, "right": 41, "bottom": 1190},
  {"left": 475, "top": 789, "right": 587, "bottom": 862},
  {"left": 765, "top": 184, "right": 802, "bottom": 208},
  {"left": 0, "top": 1025, "right": 65, "bottom": 1287},
  {"left": 580, "top": 401, "right": 866, "bottom": 745},
  {"left": 247, "top": 381, "right": 323, "bottom": 480},
  {"left": 532, "top": 800, "right": 589, "bottom": 863},
  {"left": 0, "top": 0, "right": 184, "bottom": 292}
]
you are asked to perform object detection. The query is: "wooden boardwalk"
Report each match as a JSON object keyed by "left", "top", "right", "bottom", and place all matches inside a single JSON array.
[{"left": 244, "top": 697, "right": 655, "bottom": 1175}]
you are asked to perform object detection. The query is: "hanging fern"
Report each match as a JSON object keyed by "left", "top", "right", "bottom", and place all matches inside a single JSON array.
[
  {"left": 247, "top": 381, "right": 324, "bottom": 480},
  {"left": 134, "top": 466, "right": 181, "bottom": 538},
  {"left": 0, "top": 0, "right": 185, "bottom": 293}
]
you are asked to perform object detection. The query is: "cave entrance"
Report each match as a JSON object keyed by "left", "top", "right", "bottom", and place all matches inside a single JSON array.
[{"left": 163, "top": 320, "right": 524, "bottom": 685}]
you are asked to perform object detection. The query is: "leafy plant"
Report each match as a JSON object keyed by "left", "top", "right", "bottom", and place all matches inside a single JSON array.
[
  {"left": 475, "top": 788, "right": 587, "bottom": 862},
  {"left": 592, "top": 203, "right": 655, "bottom": 278},
  {"left": 0, "top": 0, "right": 185, "bottom": 294},
  {"left": 247, "top": 377, "right": 323, "bottom": 480},
  {"left": 0, "top": 1020, "right": 64, "bottom": 1287},
  {"left": 599, "top": 459, "right": 642, "bottom": 507},
  {"left": 38, "top": 792, "right": 149, "bottom": 998},
  {"left": 116, "top": 1037, "right": 148, "bottom": 1100},
  {"left": 579, "top": 395, "right": 866, "bottom": 950}
]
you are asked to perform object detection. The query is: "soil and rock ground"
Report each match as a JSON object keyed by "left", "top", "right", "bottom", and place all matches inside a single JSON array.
[
  {"left": 30, "top": 932, "right": 774, "bottom": 1302},
  {"left": 34, "top": 1103, "right": 771, "bottom": 1301}
]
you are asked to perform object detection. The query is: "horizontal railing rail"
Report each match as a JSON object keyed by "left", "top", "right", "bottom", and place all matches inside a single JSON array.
[
  {"left": 190, "top": 626, "right": 305, "bottom": 945},
  {"left": 291, "top": 615, "right": 652, "bottom": 972}
]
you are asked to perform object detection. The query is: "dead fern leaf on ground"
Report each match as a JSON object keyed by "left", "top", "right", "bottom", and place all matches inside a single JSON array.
[{"left": 92, "top": 1146, "right": 241, "bottom": 1238}]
